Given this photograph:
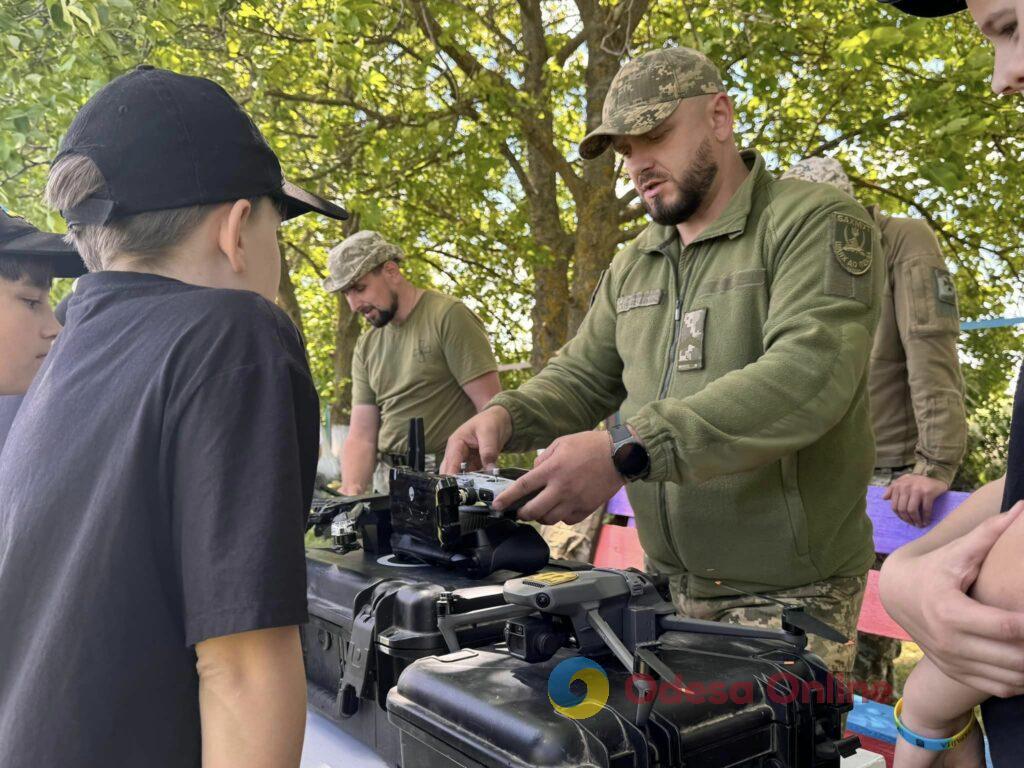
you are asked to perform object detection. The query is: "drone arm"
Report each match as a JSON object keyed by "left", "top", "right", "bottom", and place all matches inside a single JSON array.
[{"left": 658, "top": 615, "right": 806, "bottom": 649}]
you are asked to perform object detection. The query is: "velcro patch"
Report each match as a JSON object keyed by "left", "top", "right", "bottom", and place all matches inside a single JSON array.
[
  {"left": 616, "top": 289, "right": 664, "bottom": 314},
  {"left": 934, "top": 269, "right": 956, "bottom": 306},
  {"left": 830, "top": 213, "right": 873, "bottom": 275},
  {"left": 677, "top": 308, "right": 707, "bottom": 372}
]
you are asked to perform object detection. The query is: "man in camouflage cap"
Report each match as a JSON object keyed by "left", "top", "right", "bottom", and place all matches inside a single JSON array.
[
  {"left": 324, "top": 230, "right": 500, "bottom": 494},
  {"left": 322, "top": 230, "right": 405, "bottom": 297},
  {"left": 444, "top": 46, "right": 883, "bottom": 681},
  {"left": 784, "top": 156, "right": 967, "bottom": 702}
]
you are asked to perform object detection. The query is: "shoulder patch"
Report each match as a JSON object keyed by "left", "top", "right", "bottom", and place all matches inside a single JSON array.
[
  {"left": 830, "top": 213, "right": 873, "bottom": 276},
  {"left": 934, "top": 269, "right": 956, "bottom": 306}
]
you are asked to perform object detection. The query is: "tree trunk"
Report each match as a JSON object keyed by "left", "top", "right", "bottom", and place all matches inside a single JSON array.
[
  {"left": 331, "top": 213, "right": 363, "bottom": 425},
  {"left": 519, "top": 0, "right": 574, "bottom": 370},
  {"left": 530, "top": 256, "right": 570, "bottom": 370},
  {"left": 566, "top": 0, "right": 649, "bottom": 335},
  {"left": 331, "top": 294, "right": 362, "bottom": 424},
  {"left": 276, "top": 251, "right": 304, "bottom": 334}
]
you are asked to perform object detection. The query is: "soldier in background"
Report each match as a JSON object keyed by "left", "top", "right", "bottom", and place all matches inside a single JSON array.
[
  {"left": 325, "top": 230, "right": 501, "bottom": 494},
  {"left": 783, "top": 156, "right": 967, "bottom": 701}
]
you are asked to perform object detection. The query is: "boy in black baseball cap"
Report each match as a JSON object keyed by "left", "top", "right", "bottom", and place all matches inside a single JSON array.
[
  {"left": 0, "top": 67, "right": 346, "bottom": 768},
  {"left": 0, "top": 208, "right": 83, "bottom": 397},
  {"left": 0, "top": 208, "right": 84, "bottom": 452}
]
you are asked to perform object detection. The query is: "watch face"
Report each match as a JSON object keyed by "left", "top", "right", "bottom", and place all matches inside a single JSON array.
[{"left": 615, "top": 441, "right": 649, "bottom": 478}]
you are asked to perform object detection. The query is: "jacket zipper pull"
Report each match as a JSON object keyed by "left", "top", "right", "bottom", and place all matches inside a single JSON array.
[{"left": 675, "top": 300, "right": 682, "bottom": 322}]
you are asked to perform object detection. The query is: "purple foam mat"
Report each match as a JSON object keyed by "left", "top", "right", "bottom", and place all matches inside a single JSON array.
[{"left": 605, "top": 486, "right": 971, "bottom": 554}]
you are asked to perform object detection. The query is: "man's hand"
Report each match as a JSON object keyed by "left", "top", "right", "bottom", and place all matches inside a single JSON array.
[
  {"left": 440, "top": 407, "right": 513, "bottom": 473},
  {"left": 491, "top": 430, "right": 625, "bottom": 525},
  {"left": 884, "top": 473, "right": 950, "bottom": 527},
  {"left": 879, "top": 502, "right": 1024, "bottom": 699}
]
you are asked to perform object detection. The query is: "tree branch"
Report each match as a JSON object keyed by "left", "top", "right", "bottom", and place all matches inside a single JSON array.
[
  {"left": 618, "top": 203, "right": 647, "bottom": 224},
  {"left": 616, "top": 225, "right": 646, "bottom": 244},
  {"left": 500, "top": 141, "right": 536, "bottom": 198},
  {"left": 286, "top": 241, "right": 326, "bottom": 280},
  {"left": 554, "top": 29, "right": 586, "bottom": 66},
  {"left": 806, "top": 110, "right": 908, "bottom": 157}
]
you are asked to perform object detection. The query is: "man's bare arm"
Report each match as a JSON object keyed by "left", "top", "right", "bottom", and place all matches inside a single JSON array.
[
  {"left": 461, "top": 371, "right": 501, "bottom": 411},
  {"left": 340, "top": 404, "right": 380, "bottom": 495},
  {"left": 197, "top": 626, "right": 306, "bottom": 768}
]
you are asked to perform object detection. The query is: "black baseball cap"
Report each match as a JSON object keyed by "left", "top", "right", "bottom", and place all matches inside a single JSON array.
[
  {"left": 0, "top": 208, "right": 85, "bottom": 278},
  {"left": 56, "top": 66, "right": 348, "bottom": 226},
  {"left": 879, "top": 0, "right": 966, "bottom": 16}
]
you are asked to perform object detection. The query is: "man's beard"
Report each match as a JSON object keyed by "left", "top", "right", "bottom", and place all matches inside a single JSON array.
[
  {"left": 364, "top": 293, "right": 399, "bottom": 328},
  {"left": 640, "top": 139, "right": 719, "bottom": 226}
]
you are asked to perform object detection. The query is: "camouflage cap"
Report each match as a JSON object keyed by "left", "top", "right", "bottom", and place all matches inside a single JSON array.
[
  {"left": 781, "top": 157, "right": 854, "bottom": 198},
  {"left": 579, "top": 47, "right": 724, "bottom": 160},
  {"left": 322, "top": 230, "right": 404, "bottom": 293}
]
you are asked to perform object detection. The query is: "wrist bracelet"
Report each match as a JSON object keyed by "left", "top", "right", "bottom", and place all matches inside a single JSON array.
[{"left": 893, "top": 697, "right": 977, "bottom": 751}]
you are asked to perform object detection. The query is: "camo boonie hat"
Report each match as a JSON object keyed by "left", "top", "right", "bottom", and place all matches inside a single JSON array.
[
  {"left": 579, "top": 47, "right": 724, "bottom": 160},
  {"left": 322, "top": 230, "right": 404, "bottom": 293},
  {"left": 781, "top": 157, "right": 854, "bottom": 198}
]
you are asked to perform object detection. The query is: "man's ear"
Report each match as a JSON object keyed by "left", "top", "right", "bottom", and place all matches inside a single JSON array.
[
  {"left": 708, "top": 93, "right": 735, "bottom": 142},
  {"left": 382, "top": 260, "right": 402, "bottom": 283},
  {"left": 217, "top": 199, "right": 254, "bottom": 275}
]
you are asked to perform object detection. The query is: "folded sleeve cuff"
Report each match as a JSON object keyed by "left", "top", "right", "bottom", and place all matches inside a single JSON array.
[
  {"left": 486, "top": 394, "right": 534, "bottom": 452},
  {"left": 628, "top": 411, "right": 675, "bottom": 484},
  {"left": 912, "top": 460, "right": 956, "bottom": 485}
]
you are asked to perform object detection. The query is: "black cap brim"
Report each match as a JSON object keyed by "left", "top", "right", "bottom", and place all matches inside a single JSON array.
[
  {"left": 879, "top": 0, "right": 965, "bottom": 17},
  {"left": 280, "top": 181, "right": 348, "bottom": 221},
  {"left": 1, "top": 230, "right": 86, "bottom": 278}
]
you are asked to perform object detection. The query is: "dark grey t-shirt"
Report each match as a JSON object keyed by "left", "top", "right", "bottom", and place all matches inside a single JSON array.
[
  {"left": 0, "top": 272, "right": 318, "bottom": 767},
  {"left": 0, "top": 395, "right": 22, "bottom": 456}
]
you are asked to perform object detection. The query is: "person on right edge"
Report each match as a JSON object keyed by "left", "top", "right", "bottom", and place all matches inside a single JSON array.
[{"left": 870, "top": 0, "right": 1024, "bottom": 764}]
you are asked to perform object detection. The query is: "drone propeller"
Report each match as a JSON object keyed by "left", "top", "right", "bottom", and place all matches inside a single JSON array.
[
  {"left": 713, "top": 581, "right": 849, "bottom": 645},
  {"left": 780, "top": 607, "right": 849, "bottom": 644}
]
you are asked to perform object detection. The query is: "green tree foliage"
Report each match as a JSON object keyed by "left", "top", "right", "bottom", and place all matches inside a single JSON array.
[{"left": 1, "top": 0, "right": 1021, "bottom": 481}]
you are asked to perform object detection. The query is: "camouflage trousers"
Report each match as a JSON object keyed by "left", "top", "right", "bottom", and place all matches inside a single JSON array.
[
  {"left": 670, "top": 573, "right": 867, "bottom": 682},
  {"left": 851, "top": 549, "right": 902, "bottom": 704},
  {"left": 848, "top": 468, "right": 915, "bottom": 703},
  {"left": 541, "top": 508, "right": 607, "bottom": 563}
]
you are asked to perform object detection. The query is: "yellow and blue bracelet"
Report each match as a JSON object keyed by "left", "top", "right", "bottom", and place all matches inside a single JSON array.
[{"left": 893, "top": 698, "right": 977, "bottom": 751}]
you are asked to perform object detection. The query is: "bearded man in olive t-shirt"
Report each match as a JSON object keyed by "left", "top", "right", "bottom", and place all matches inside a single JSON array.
[{"left": 324, "top": 231, "right": 500, "bottom": 494}]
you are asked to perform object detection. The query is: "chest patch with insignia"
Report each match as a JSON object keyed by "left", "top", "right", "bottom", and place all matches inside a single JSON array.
[
  {"left": 677, "top": 308, "right": 707, "bottom": 372},
  {"left": 616, "top": 289, "right": 664, "bottom": 314},
  {"left": 830, "top": 213, "right": 873, "bottom": 276},
  {"left": 415, "top": 339, "right": 432, "bottom": 363}
]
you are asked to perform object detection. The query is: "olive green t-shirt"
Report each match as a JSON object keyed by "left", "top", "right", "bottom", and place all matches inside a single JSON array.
[{"left": 352, "top": 290, "right": 497, "bottom": 456}]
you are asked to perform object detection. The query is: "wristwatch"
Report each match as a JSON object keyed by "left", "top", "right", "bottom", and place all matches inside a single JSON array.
[{"left": 609, "top": 424, "right": 650, "bottom": 481}]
